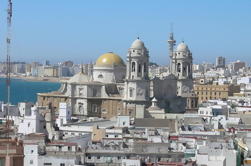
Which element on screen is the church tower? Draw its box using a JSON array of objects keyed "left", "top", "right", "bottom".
[
  {"left": 124, "top": 38, "right": 150, "bottom": 103},
  {"left": 169, "top": 38, "right": 193, "bottom": 96}
]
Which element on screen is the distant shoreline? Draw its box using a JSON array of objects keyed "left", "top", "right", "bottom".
[{"left": 0, "top": 75, "right": 69, "bottom": 83}]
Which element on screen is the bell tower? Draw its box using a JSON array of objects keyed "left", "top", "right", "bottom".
[
  {"left": 173, "top": 41, "right": 193, "bottom": 96},
  {"left": 124, "top": 38, "right": 150, "bottom": 102}
]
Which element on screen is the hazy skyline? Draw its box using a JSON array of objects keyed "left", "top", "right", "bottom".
[{"left": 0, "top": 0, "right": 251, "bottom": 65}]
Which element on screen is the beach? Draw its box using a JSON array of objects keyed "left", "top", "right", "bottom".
[{"left": 0, "top": 74, "right": 69, "bottom": 83}]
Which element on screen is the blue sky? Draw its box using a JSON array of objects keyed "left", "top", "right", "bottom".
[{"left": 0, "top": 0, "right": 251, "bottom": 65}]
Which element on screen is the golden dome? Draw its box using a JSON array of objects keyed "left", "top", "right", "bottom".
[{"left": 95, "top": 52, "right": 125, "bottom": 67}]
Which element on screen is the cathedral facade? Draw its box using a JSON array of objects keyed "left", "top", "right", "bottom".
[{"left": 37, "top": 35, "right": 197, "bottom": 119}]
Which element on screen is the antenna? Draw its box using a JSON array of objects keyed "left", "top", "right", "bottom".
[
  {"left": 6, "top": 0, "right": 12, "bottom": 136},
  {"left": 81, "top": 63, "right": 84, "bottom": 74},
  {"left": 170, "top": 22, "right": 173, "bottom": 33},
  {"left": 5, "top": 0, "right": 12, "bottom": 160},
  {"left": 168, "top": 23, "right": 176, "bottom": 73}
]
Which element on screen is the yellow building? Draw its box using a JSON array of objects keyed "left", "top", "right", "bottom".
[{"left": 194, "top": 84, "right": 240, "bottom": 103}]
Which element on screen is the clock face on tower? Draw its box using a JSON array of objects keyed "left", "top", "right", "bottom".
[{"left": 182, "top": 85, "right": 190, "bottom": 94}]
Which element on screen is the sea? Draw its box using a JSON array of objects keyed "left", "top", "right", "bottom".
[{"left": 0, "top": 78, "right": 61, "bottom": 105}]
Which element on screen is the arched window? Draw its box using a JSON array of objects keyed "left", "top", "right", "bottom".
[
  {"left": 183, "top": 66, "right": 186, "bottom": 76},
  {"left": 132, "top": 62, "right": 135, "bottom": 72},
  {"left": 177, "top": 63, "right": 181, "bottom": 72},
  {"left": 78, "top": 102, "right": 83, "bottom": 113},
  {"left": 129, "top": 88, "right": 134, "bottom": 97},
  {"left": 144, "top": 63, "right": 147, "bottom": 72},
  {"left": 93, "top": 88, "right": 97, "bottom": 97},
  {"left": 98, "top": 74, "right": 103, "bottom": 78},
  {"left": 138, "top": 64, "right": 141, "bottom": 73}
]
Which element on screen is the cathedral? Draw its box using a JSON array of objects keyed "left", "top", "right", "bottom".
[{"left": 37, "top": 34, "right": 198, "bottom": 119}]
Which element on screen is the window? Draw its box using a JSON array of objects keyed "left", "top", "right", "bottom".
[
  {"left": 129, "top": 88, "right": 134, "bottom": 97},
  {"left": 97, "top": 156, "right": 100, "bottom": 159},
  {"left": 102, "top": 109, "right": 107, "bottom": 113},
  {"left": 79, "top": 88, "right": 83, "bottom": 96},
  {"left": 93, "top": 88, "right": 97, "bottom": 97},
  {"left": 98, "top": 74, "right": 103, "bottom": 78},
  {"left": 132, "top": 62, "right": 135, "bottom": 72},
  {"left": 138, "top": 64, "right": 141, "bottom": 73},
  {"left": 129, "top": 110, "right": 132, "bottom": 115},
  {"left": 31, "top": 150, "right": 34, "bottom": 154},
  {"left": 30, "top": 160, "right": 33, "bottom": 165},
  {"left": 60, "top": 164, "right": 65, "bottom": 166},
  {"left": 144, "top": 63, "right": 146, "bottom": 72},
  {"left": 92, "top": 104, "right": 98, "bottom": 112},
  {"left": 44, "top": 163, "right": 52, "bottom": 166},
  {"left": 177, "top": 63, "right": 181, "bottom": 72},
  {"left": 183, "top": 66, "right": 186, "bottom": 72},
  {"left": 78, "top": 102, "right": 83, "bottom": 113}
]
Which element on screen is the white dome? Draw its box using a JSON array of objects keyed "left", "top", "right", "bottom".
[
  {"left": 68, "top": 72, "right": 92, "bottom": 84},
  {"left": 131, "top": 38, "right": 145, "bottom": 49},
  {"left": 176, "top": 42, "right": 189, "bottom": 52}
]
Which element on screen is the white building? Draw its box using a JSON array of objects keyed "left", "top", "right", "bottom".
[
  {"left": 237, "top": 76, "right": 251, "bottom": 85},
  {"left": 56, "top": 102, "right": 72, "bottom": 127},
  {"left": 24, "top": 142, "right": 84, "bottom": 166},
  {"left": 196, "top": 143, "right": 237, "bottom": 166},
  {"left": 18, "top": 106, "right": 46, "bottom": 135},
  {"left": 116, "top": 115, "right": 130, "bottom": 127},
  {"left": 121, "top": 159, "right": 141, "bottom": 166},
  {"left": 198, "top": 105, "right": 228, "bottom": 117}
]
